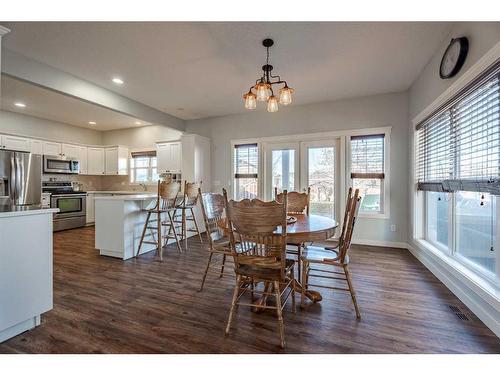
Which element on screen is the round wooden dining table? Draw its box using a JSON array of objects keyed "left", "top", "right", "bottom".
[{"left": 219, "top": 214, "right": 339, "bottom": 303}]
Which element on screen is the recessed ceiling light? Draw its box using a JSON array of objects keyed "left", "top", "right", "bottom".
[
  {"left": 14, "top": 102, "right": 26, "bottom": 108},
  {"left": 112, "top": 77, "right": 124, "bottom": 85},
  {"left": 135, "top": 121, "right": 142, "bottom": 125},
  {"left": 88, "top": 121, "right": 97, "bottom": 126}
]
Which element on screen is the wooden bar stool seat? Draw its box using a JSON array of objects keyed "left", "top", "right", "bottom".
[
  {"left": 136, "top": 180, "right": 182, "bottom": 259},
  {"left": 173, "top": 181, "right": 203, "bottom": 250}
]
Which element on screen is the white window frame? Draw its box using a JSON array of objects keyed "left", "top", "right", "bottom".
[
  {"left": 346, "top": 129, "right": 391, "bottom": 219},
  {"left": 412, "top": 46, "right": 500, "bottom": 286},
  {"left": 129, "top": 151, "right": 158, "bottom": 185},
  {"left": 230, "top": 126, "right": 390, "bottom": 221},
  {"left": 231, "top": 142, "right": 262, "bottom": 200}
]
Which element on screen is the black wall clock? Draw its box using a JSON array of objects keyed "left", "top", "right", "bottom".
[{"left": 439, "top": 37, "right": 469, "bottom": 79}]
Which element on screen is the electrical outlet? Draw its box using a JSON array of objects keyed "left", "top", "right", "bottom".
[{"left": 390, "top": 224, "right": 396, "bottom": 232}]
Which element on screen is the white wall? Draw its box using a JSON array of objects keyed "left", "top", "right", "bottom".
[
  {"left": 407, "top": 22, "right": 500, "bottom": 337},
  {"left": 101, "top": 124, "right": 183, "bottom": 150},
  {"left": 0, "top": 110, "right": 102, "bottom": 145},
  {"left": 186, "top": 91, "right": 409, "bottom": 245},
  {"left": 410, "top": 22, "right": 500, "bottom": 119}
]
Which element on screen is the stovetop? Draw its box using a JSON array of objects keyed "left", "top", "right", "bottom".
[{"left": 42, "top": 181, "right": 85, "bottom": 195}]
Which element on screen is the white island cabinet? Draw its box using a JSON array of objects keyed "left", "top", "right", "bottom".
[
  {"left": 0, "top": 208, "right": 59, "bottom": 343},
  {"left": 94, "top": 194, "right": 157, "bottom": 260}
]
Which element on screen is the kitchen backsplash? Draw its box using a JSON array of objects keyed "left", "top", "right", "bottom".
[{"left": 42, "top": 174, "right": 157, "bottom": 192}]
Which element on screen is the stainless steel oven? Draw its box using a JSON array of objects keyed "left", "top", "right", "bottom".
[
  {"left": 43, "top": 155, "right": 80, "bottom": 174},
  {"left": 50, "top": 193, "right": 86, "bottom": 231}
]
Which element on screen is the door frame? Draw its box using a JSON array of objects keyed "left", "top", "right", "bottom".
[
  {"left": 299, "top": 138, "right": 345, "bottom": 222},
  {"left": 263, "top": 142, "right": 300, "bottom": 200}
]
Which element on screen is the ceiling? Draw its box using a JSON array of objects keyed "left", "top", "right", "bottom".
[
  {"left": 1, "top": 75, "right": 150, "bottom": 131},
  {"left": 1, "top": 22, "right": 453, "bottom": 120}
]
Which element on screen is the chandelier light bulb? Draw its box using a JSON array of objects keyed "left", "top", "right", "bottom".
[
  {"left": 267, "top": 95, "right": 279, "bottom": 113},
  {"left": 255, "top": 82, "right": 270, "bottom": 102},
  {"left": 243, "top": 91, "right": 257, "bottom": 110},
  {"left": 279, "top": 85, "right": 294, "bottom": 105}
]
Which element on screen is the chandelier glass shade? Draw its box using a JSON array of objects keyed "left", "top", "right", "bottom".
[{"left": 243, "top": 39, "right": 294, "bottom": 113}]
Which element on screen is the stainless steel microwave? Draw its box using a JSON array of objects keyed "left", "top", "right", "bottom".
[{"left": 43, "top": 155, "right": 80, "bottom": 174}]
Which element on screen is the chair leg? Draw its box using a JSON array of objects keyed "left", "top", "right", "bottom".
[
  {"left": 301, "top": 260, "right": 308, "bottom": 308},
  {"left": 297, "top": 244, "right": 302, "bottom": 282},
  {"left": 219, "top": 254, "right": 226, "bottom": 278},
  {"left": 137, "top": 211, "right": 151, "bottom": 257},
  {"left": 157, "top": 211, "right": 162, "bottom": 260},
  {"left": 199, "top": 252, "right": 213, "bottom": 292},
  {"left": 344, "top": 265, "right": 361, "bottom": 320},
  {"left": 225, "top": 275, "right": 241, "bottom": 335},
  {"left": 274, "top": 281, "right": 285, "bottom": 348},
  {"left": 182, "top": 208, "right": 187, "bottom": 250},
  {"left": 168, "top": 211, "right": 182, "bottom": 253},
  {"left": 190, "top": 207, "right": 203, "bottom": 243},
  {"left": 291, "top": 269, "right": 296, "bottom": 314}
]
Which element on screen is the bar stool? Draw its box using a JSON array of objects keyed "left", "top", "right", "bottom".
[
  {"left": 137, "top": 180, "right": 182, "bottom": 259},
  {"left": 173, "top": 181, "right": 203, "bottom": 250}
]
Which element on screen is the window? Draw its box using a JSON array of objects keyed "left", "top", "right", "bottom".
[
  {"left": 350, "top": 134, "right": 385, "bottom": 214},
  {"left": 234, "top": 143, "right": 259, "bottom": 200},
  {"left": 130, "top": 151, "right": 158, "bottom": 183},
  {"left": 416, "top": 60, "right": 500, "bottom": 280}
]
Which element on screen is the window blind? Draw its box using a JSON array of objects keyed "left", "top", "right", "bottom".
[
  {"left": 131, "top": 150, "right": 156, "bottom": 158},
  {"left": 234, "top": 143, "right": 258, "bottom": 179},
  {"left": 416, "top": 60, "right": 500, "bottom": 194},
  {"left": 350, "top": 134, "right": 385, "bottom": 179}
]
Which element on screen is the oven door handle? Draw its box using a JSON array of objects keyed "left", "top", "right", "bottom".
[{"left": 51, "top": 194, "right": 87, "bottom": 198}]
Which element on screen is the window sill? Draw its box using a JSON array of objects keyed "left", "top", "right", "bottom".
[
  {"left": 358, "top": 212, "right": 389, "bottom": 220},
  {"left": 414, "top": 238, "right": 499, "bottom": 292}
]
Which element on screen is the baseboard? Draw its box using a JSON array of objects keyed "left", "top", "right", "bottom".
[
  {"left": 351, "top": 238, "right": 408, "bottom": 249},
  {"left": 408, "top": 242, "right": 500, "bottom": 338}
]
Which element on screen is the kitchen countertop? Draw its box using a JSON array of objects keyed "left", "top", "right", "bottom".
[
  {"left": 0, "top": 205, "right": 59, "bottom": 218},
  {"left": 86, "top": 190, "right": 155, "bottom": 194},
  {"left": 93, "top": 194, "right": 157, "bottom": 201}
]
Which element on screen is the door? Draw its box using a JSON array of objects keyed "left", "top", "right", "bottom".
[
  {"left": 105, "top": 148, "right": 118, "bottom": 175},
  {"left": 265, "top": 142, "right": 300, "bottom": 200},
  {"left": 1, "top": 135, "right": 31, "bottom": 152},
  {"left": 51, "top": 194, "right": 86, "bottom": 219},
  {"left": 87, "top": 147, "right": 105, "bottom": 175},
  {"left": 42, "top": 141, "right": 62, "bottom": 156},
  {"left": 300, "top": 139, "right": 341, "bottom": 219},
  {"left": 30, "top": 139, "right": 43, "bottom": 155},
  {"left": 169, "top": 142, "right": 182, "bottom": 172},
  {"left": 61, "top": 144, "right": 79, "bottom": 159},
  {"left": 78, "top": 146, "right": 88, "bottom": 174},
  {"left": 13, "top": 153, "right": 42, "bottom": 206}
]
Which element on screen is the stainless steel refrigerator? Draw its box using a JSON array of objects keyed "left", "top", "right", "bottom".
[{"left": 0, "top": 150, "right": 42, "bottom": 207}]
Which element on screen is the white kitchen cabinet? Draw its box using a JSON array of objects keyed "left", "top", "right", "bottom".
[
  {"left": 87, "top": 147, "right": 105, "bottom": 175},
  {"left": 156, "top": 141, "right": 182, "bottom": 173},
  {"left": 78, "top": 146, "right": 88, "bottom": 175},
  {"left": 30, "top": 139, "right": 43, "bottom": 155},
  {"left": 61, "top": 143, "right": 80, "bottom": 159},
  {"left": 42, "top": 141, "right": 62, "bottom": 156},
  {"left": 105, "top": 146, "right": 129, "bottom": 175},
  {"left": 0, "top": 134, "right": 31, "bottom": 152}
]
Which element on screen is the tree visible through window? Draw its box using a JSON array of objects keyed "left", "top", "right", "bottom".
[
  {"left": 350, "top": 134, "right": 385, "bottom": 213},
  {"left": 234, "top": 143, "right": 259, "bottom": 199}
]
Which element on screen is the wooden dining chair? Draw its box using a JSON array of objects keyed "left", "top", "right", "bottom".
[
  {"left": 275, "top": 187, "right": 311, "bottom": 282},
  {"left": 137, "top": 180, "right": 182, "bottom": 259},
  {"left": 313, "top": 187, "right": 354, "bottom": 250},
  {"left": 223, "top": 188, "right": 295, "bottom": 349},
  {"left": 198, "top": 189, "right": 232, "bottom": 291},
  {"left": 174, "top": 181, "right": 203, "bottom": 250},
  {"left": 300, "top": 188, "right": 362, "bottom": 319}
]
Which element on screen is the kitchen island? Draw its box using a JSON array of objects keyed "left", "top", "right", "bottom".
[
  {"left": 94, "top": 194, "right": 158, "bottom": 260},
  {"left": 0, "top": 206, "right": 59, "bottom": 343},
  {"left": 94, "top": 193, "right": 205, "bottom": 260}
]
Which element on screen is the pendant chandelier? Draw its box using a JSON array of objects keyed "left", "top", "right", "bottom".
[{"left": 243, "top": 38, "right": 294, "bottom": 113}]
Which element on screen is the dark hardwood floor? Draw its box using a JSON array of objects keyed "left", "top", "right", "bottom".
[{"left": 1, "top": 226, "right": 499, "bottom": 353}]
